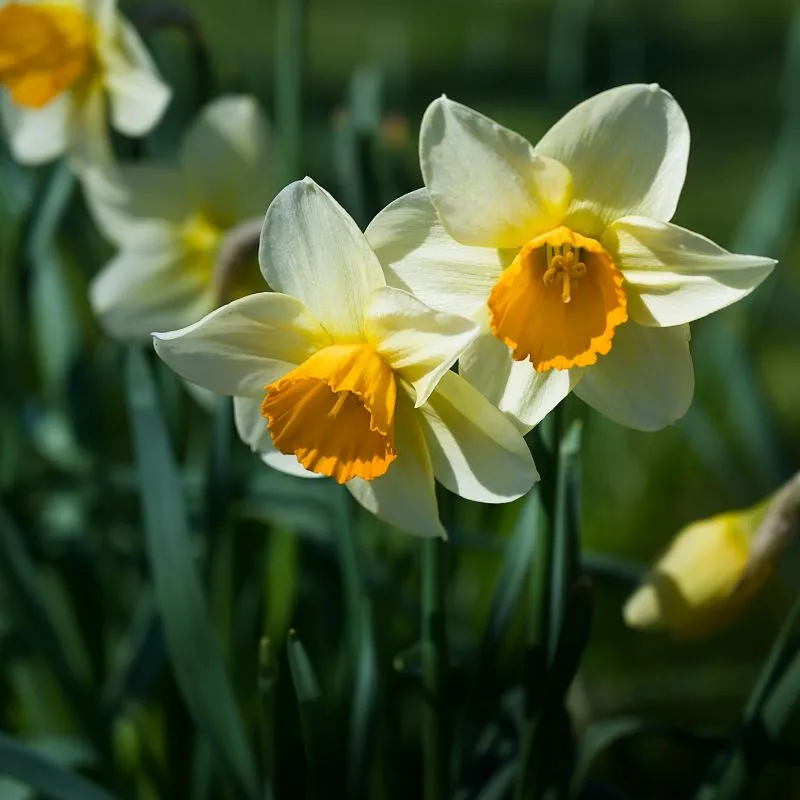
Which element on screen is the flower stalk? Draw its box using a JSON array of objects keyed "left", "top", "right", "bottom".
[
  {"left": 516, "top": 404, "right": 585, "bottom": 800},
  {"left": 275, "top": 0, "right": 306, "bottom": 183},
  {"left": 422, "top": 532, "right": 450, "bottom": 800}
]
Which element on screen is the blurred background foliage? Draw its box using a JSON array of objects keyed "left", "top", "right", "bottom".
[{"left": 1, "top": 0, "right": 800, "bottom": 797}]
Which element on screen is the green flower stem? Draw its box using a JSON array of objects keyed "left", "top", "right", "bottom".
[
  {"left": 257, "top": 637, "right": 277, "bottom": 800},
  {"left": 422, "top": 533, "right": 449, "bottom": 800},
  {"left": 696, "top": 593, "right": 800, "bottom": 799},
  {"left": 274, "top": 0, "right": 306, "bottom": 183},
  {"left": 515, "top": 403, "right": 567, "bottom": 800}
]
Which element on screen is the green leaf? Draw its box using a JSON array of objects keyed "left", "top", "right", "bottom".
[
  {"left": 274, "top": 0, "right": 306, "bottom": 183},
  {"left": 264, "top": 527, "right": 299, "bottom": 643},
  {"left": 571, "top": 718, "right": 650, "bottom": 794},
  {"left": 481, "top": 493, "right": 540, "bottom": 660},
  {"left": 348, "top": 603, "right": 378, "bottom": 796},
  {"left": 286, "top": 629, "right": 325, "bottom": 794},
  {"left": 101, "top": 592, "right": 163, "bottom": 722},
  {"left": 204, "top": 396, "right": 233, "bottom": 536},
  {"left": 26, "top": 164, "right": 80, "bottom": 403},
  {"left": 545, "top": 576, "right": 593, "bottom": 708},
  {"left": 694, "top": 595, "right": 800, "bottom": 799},
  {"left": 258, "top": 637, "right": 278, "bottom": 800},
  {"left": 475, "top": 760, "right": 516, "bottom": 800},
  {"left": 0, "top": 503, "right": 89, "bottom": 714},
  {"left": 335, "top": 492, "right": 379, "bottom": 796},
  {"left": 548, "top": 419, "right": 582, "bottom": 661},
  {"left": 123, "top": 347, "right": 258, "bottom": 799},
  {"left": 0, "top": 731, "right": 118, "bottom": 800}
]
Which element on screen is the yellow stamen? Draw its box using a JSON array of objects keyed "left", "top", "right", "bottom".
[
  {"left": 487, "top": 226, "right": 628, "bottom": 372},
  {"left": 542, "top": 249, "right": 587, "bottom": 304},
  {"left": 182, "top": 212, "right": 220, "bottom": 254},
  {"left": 328, "top": 389, "right": 350, "bottom": 420},
  {"left": 0, "top": 3, "right": 94, "bottom": 109},
  {"left": 262, "top": 344, "right": 397, "bottom": 484}
]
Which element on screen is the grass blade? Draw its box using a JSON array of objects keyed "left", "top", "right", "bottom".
[
  {"left": 571, "top": 718, "right": 652, "bottom": 795},
  {"left": 695, "top": 595, "right": 800, "bottom": 799},
  {"left": 0, "top": 502, "right": 90, "bottom": 717},
  {"left": 481, "top": 493, "right": 540, "bottom": 660},
  {"left": 124, "top": 347, "right": 258, "bottom": 799},
  {"left": 548, "top": 419, "right": 583, "bottom": 659},
  {"left": 422, "top": 534, "right": 450, "bottom": 800},
  {"left": 0, "top": 731, "right": 119, "bottom": 800},
  {"left": 274, "top": 0, "right": 306, "bottom": 182},
  {"left": 287, "top": 630, "right": 324, "bottom": 796},
  {"left": 101, "top": 592, "right": 164, "bottom": 723},
  {"left": 258, "top": 637, "right": 278, "bottom": 800},
  {"left": 336, "top": 492, "right": 379, "bottom": 797}
]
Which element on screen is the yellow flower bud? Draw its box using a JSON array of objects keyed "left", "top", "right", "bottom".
[{"left": 623, "top": 499, "right": 774, "bottom": 638}]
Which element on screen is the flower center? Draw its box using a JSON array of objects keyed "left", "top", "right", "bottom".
[
  {"left": 182, "top": 211, "right": 221, "bottom": 255},
  {"left": 261, "top": 344, "right": 397, "bottom": 484},
  {"left": 542, "top": 245, "right": 587, "bottom": 304},
  {"left": 0, "top": 3, "right": 95, "bottom": 109},
  {"left": 487, "top": 226, "right": 628, "bottom": 372}
]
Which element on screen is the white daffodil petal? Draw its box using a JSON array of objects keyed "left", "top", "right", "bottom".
[
  {"left": 69, "top": 81, "right": 118, "bottom": 181},
  {"left": 153, "top": 292, "right": 330, "bottom": 396},
  {"left": 364, "top": 286, "right": 478, "bottom": 407},
  {"left": 535, "top": 84, "right": 689, "bottom": 228},
  {"left": 459, "top": 331, "right": 576, "bottom": 431},
  {"left": 82, "top": 0, "right": 117, "bottom": 36},
  {"left": 347, "top": 393, "right": 445, "bottom": 538},
  {"left": 90, "top": 231, "right": 213, "bottom": 340},
  {"left": 102, "top": 20, "right": 171, "bottom": 137},
  {"left": 180, "top": 95, "right": 272, "bottom": 225},
  {"left": 259, "top": 178, "right": 385, "bottom": 338},
  {"left": 605, "top": 216, "right": 776, "bottom": 327},
  {"left": 81, "top": 164, "right": 190, "bottom": 245},
  {"left": 418, "top": 370, "right": 538, "bottom": 503},
  {"left": 574, "top": 323, "right": 693, "bottom": 430},
  {"left": 1, "top": 91, "right": 72, "bottom": 165},
  {"left": 420, "top": 96, "right": 573, "bottom": 248},
  {"left": 365, "top": 188, "right": 507, "bottom": 321},
  {"left": 233, "top": 396, "right": 322, "bottom": 478}
]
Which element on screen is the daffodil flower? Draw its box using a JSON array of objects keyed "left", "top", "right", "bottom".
[
  {"left": 623, "top": 499, "right": 773, "bottom": 638},
  {"left": 153, "top": 178, "right": 538, "bottom": 538},
  {"left": 87, "top": 95, "right": 272, "bottom": 341},
  {"left": 367, "top": 84, "right": 776, "bottom": 431},
  {"left": 0, "top": 0, "right": 170, "bottom": 166}
]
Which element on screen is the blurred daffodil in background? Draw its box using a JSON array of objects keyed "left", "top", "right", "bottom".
[
  {"left": 154, "top": 178, "right": 538, "bottom": 537},
  {"left": 369, "top": 84, "right": 776, "bottom": 431},
  {"left": 0, "top": 0, "right": 170, "bottom": 167},
  {"left": 87, "top": 94, "right": 272, "bottom": 341},
  {"left": 624, "top": 471, "right": 800, "bottom": 637}
]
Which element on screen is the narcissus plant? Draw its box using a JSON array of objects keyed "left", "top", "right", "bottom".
[
  {"left": 0, "top": 0, "right": 170, "bottom": 166},
  {"left": 624, "top": 500, "right": 774, "bottom": 637},
  {"left": 153, "top": 178, "right": 538, "bottom": 538},
  {"left": 87, "top": 95, "right": 273, "bottom": 341},
  {"left": 367, "top": 84, "right": 776, "bottom": 431}
]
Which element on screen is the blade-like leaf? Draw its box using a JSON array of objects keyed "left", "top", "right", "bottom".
[
  {"left": 274, "top": 0, "right": 305, "bottom": 183},
  {"left": 101, "top": 592, "right": 164, "bottom": 721},
  {"left": 571, "top": 718, "right": 651, "bottom": 794},
  {"left": 481, "top": 493, "right": 540, "bottom": 660},
  {"left": 0, "top": 731, "right": 118, "bottom": 800},
  {"left": 549, "top": 419, "right": 583, "bottom": 660},
  {"left": 124, "top": 347, "right": 258, "bottom": 799},
  {"left": 0, "top": 503, "right": 89, "bottom": 713},
  {"left": 287, "top": 630, "right": 324, "bottom": 795}
]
